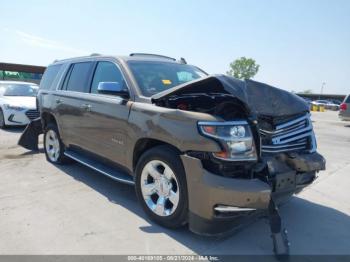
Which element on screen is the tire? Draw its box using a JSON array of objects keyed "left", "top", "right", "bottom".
[
  {"left": 0, "top": 108, "right": 7, "bottom": 129},
  {"left": 44, "top": 123, "right": 69, "bottom": 164},
  {"left": 135, "top": 145, "right": 188, "bottom": 228}
]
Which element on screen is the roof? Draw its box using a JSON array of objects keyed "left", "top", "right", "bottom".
[{"left": 53, "top": 54, "right": 181, "bottom": 65}]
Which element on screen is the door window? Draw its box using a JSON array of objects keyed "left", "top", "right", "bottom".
[
  {"left": 65, "top": 62, "right": 93, "bottom": 93},
  {"left": 91, "top": 62, "right": 127, "bottom": 94}
]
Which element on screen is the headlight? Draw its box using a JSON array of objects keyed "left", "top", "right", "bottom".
[
  {"left": 4, "top": 104, "right": 26, "bottom": 111},
  {"left": 198, "top": 120, "right": 257, "bottom": 161}
]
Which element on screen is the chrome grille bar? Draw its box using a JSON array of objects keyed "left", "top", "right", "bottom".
[{"left": 260, "top": 113, "right": 315, "bottom": 154}]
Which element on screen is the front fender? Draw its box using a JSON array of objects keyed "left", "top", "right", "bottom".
[{"left": 126, "top": 102, "right": 222, "bottom": 169}]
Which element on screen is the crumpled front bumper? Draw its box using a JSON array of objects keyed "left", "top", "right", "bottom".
[{"left": 181, "top": 152, "right": 325, "bottom": 236}]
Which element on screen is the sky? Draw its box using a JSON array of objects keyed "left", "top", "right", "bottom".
[{"left": 1, "top": 0, "right": 349, "bottom": 94}]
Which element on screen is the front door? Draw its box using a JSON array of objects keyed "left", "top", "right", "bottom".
[{"left": 81, "top": 61, "right": 132, "bottom": 166}]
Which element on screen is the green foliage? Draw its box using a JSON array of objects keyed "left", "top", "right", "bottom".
[
  {"left": 227, "top": 57, "right": 260, "bottom": 80},
  {"left": 1, "top": 71, "right": 34, "bottom": 80},
  {"left": 302, "top": 89, "right": 313, "bottom": 94}
]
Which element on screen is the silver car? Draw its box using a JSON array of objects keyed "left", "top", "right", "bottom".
[
  {"left": 339, "top": 95, "right": 350, "bottom": 121},
  {"left": 0, "top": 81, "right": 39, "bottom": 128}
]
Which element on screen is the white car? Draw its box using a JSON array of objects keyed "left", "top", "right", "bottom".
[
  {"left": 0, "top": 81, "right": 39, "bottom": 128},
  {"left": 311, "top": 99, "right": 340, "bottom": 111}
]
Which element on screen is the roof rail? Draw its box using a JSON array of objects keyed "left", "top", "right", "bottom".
[
  {"left": 90, "top": 53, "right": 101, "bottom": 56},
  {"left": 129, "top": 53, "right": 176, "bottom": 61}
]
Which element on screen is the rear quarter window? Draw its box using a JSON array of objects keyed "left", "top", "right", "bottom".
[
  {"left": 345, "top": 95, "right": 350, "bottom": 103},
  {"left": 40, "top": 64, "right": 62, "bottom": 90}
]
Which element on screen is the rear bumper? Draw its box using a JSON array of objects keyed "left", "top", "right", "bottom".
[
  {"left": 181, "top": 152, "right": 325, "bottom": 236},
  {"left": 339, "top": 111, "right": 350, "bottom": 121}
]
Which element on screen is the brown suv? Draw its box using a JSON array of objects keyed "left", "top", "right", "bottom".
[
  {"left": 339, "top": 95, "right": 350, "bottom": 121},
  {"left": 19, "top": 53, "right": 325, "bottom": 256}
]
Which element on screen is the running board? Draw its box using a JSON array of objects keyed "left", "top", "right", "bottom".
[{"left": 64, "top": 150, "right": 135, "bottom": 185}]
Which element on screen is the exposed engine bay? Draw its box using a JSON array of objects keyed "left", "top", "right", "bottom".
[{"left": 152, "top": 75, "right": 326, "bottom": 256}]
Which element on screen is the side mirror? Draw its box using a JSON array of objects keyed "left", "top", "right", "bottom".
[{"left": 97, "top": 82, "right": 129, "bottom": 98}]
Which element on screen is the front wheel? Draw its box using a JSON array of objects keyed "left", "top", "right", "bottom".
[
  {"left": 135, "top": 145, "right": 188, "bottom": 228},
  {"left": 44, "top": 123, "right": 69, "bottom": 164}
]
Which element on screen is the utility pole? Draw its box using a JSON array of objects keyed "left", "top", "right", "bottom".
[{"left": 319, "top": 82, "right": 325, "bottom": 99}]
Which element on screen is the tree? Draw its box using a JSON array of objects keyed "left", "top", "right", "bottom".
[
  {"left": 302, "top": 89, "right": 313, "bottom": 94},
  {"left": 227, "top": 57, "right": 260, "bottom": 80}
]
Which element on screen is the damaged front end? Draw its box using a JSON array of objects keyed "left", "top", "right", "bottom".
[{"left": 152, "top": 75, "right": 326, "bottom": 256}]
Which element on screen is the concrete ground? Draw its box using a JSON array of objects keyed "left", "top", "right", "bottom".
[{"left": 0, "top": 111, "right": 349, "bottom": 255}]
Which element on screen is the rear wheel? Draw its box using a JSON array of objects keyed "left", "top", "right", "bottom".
[
  {"left": 135, "top": 145, "right": 188, "bottom": 228},
  {"left": 44, "top": 123, "right": 69, "bottom": 164},
  {"left": 0, "top": 108, "right": 7, "bottom": 129}
]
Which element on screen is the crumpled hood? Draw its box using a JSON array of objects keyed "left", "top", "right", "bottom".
[
  {"left": 152, "top": 75, "right": 309, "bottom": 117},
  {"left": 1, "top": 96, "right": 37, "bottom": 109}
]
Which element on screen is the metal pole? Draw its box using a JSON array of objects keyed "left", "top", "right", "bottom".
[{"left": 319, "top": 82, "right": 325, "bottom": 99}]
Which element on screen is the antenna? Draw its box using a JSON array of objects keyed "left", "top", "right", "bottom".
[{"left": 179, "top": 57, "right": 187, "bottom": 64}]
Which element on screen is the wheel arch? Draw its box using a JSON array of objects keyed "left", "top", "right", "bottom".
[
  {"left": 132, "top": 138, "right": 182, "bottom": 172},
  {"left": 41, "top": 112, "right": 58, "bottom": 130}
]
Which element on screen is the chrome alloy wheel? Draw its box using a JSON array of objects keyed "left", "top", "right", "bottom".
[
  {"left": 45, "top": 130, "right": 61, "bottom": 162},
  {"left": 140, "top": 160, "right": 180, "bottom": 216}
]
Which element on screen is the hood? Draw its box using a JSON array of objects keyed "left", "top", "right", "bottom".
[
  {"left": 152, "top": 75, "right": 309, "bottom": 118},
  {"left": 1, "top": 96, "right": 37, "bottom": 109}
]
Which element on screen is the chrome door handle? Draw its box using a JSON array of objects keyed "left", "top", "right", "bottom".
[{"left": 55, "top": 98, "right": 63, "bottom": 104}]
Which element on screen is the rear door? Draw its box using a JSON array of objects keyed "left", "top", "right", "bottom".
[
  {"left": 55, "top": 61, "right": 94, "bottom": 147},
  {"left": 80, "top": 60, "right": 132, "bottom": 166}
]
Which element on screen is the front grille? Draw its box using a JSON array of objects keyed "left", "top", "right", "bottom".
[
  {"left": 25, "top": 109, "right": 40, "bottom": 120},
  {"left": 260, "top": 114, "right": 316, "bottom": 154}
]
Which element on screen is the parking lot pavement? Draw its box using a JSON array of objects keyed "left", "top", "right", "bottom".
[{"left": 0, "top": 111, "right": 349, "bottom": 255}]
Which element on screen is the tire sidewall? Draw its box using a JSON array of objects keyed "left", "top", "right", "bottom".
[
  {"left": 44, "top": 123, "right": 66, "bottom": 164},
  {"left": 135, "top": 145, "right": 188, "bottom": 228}
]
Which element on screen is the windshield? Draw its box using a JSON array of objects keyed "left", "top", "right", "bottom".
[
  {"left": 0, "top": 84, "right": 38, "bottom": 97},
  {"left": 127, "top": 61, "right": 207, "bottom": 96}
]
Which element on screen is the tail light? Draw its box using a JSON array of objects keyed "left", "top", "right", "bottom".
[{"left": 340, "top": 103, "right": 347, "bottom": 111}]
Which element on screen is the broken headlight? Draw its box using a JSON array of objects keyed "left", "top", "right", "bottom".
[{"left": 198, "top": 121, "right": 257, "bottom": 161}]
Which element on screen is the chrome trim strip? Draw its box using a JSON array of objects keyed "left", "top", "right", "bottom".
[
  {"left": 198, "top": 120, "right": 248, "bottom": 126},
  {"left": 260, "top": 113, "right": 314, "bottom": 153},
  {"left": 275, "top": 114, "right": 310, "bottom": 130},
  {"left": 64, "top": 152, "right": 135, "bottom": 185},
  {"left": 262, "top": 146, "right": 306, "bottom": 153},
  {"left": 262, "top": 141, "right": 307, "bottom": 149},
  {"left": 214, "top": 205, "right": 256, "bottom": 212},
  {"left": 272, "top": 124, "right": 312, "bottom": 141},
  {"left": 272, "top": 130, "right": 313, "bottom": 144},
  {"left": 260, "top": 121, "right": 306, "bottom": 136}
]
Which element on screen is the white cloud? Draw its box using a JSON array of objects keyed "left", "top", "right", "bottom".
[{"left": 10, "top": 29, "right": 89, "bottom": 55}]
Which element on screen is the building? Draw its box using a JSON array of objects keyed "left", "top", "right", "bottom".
[
  {"left": 297, "top": 93, "right": 346, "bottom": 103},
  {"left": 0, "top": 62, "right": 46, "bottom": 84}
]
